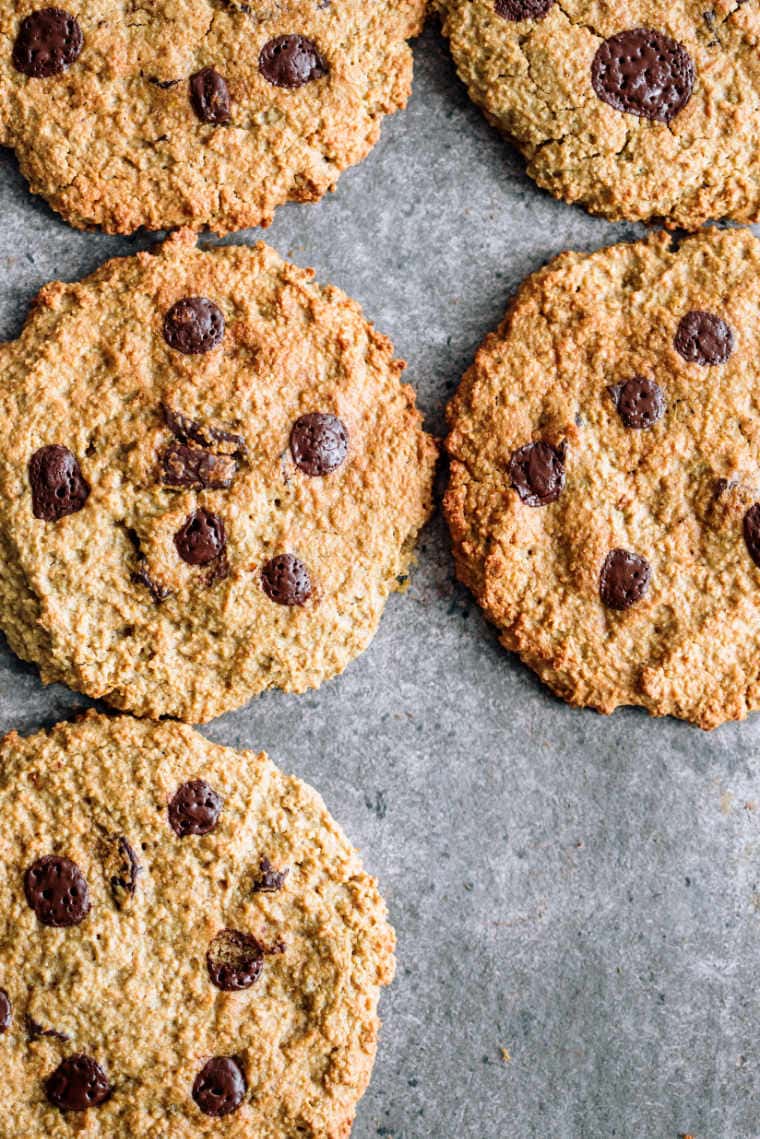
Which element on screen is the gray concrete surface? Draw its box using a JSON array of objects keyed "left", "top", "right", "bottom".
[{"left": 0, "top": 21, "right": 758, "bottom": 1139}]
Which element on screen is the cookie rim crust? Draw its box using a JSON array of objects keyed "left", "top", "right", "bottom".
[
  {"left": 0, "top": 709, "right": 396, "bottom": 1137},
  {"left": 434, "top": 0, "right": 760, "bottom": 229},
  {"left": 0, "top": 0, "right": 426, "bottom": 235},
  {"left": 0, "top": 229, "right": 437, "bottom": 722},
  {"left": 444, "top": 226, "right": 760, "bottom": 730}
]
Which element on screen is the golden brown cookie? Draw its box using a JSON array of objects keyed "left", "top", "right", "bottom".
[
  {"left": 445, "top": 226, "right": 760, "bottom": 729},
  {"left": 0, "top": 710, "right": 395, "bottom": 1137},
  {"left": 0, "top": 229, "right": 436, "bottom": 721},
  {"left": 0, "top": 1, "right": 425, "bottom": 234},
  {"left": 434, "top": 0, "right": 760, "bottom": 228}
]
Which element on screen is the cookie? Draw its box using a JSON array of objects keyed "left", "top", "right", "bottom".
[
  {"left": 0, "top": 229, "right": 436, "bottom": 721},
  {"left": 0, "top": 1, "right": 424, "bottom": 234},
  {"left": 445, "top": 226, "right": 760, "bottom": 729},
  {"left": 0, "top": 710, "right": 395, "bottom": 1136},
  {"left": 434, "top": 0, "right": 760, "bottom": 228}
]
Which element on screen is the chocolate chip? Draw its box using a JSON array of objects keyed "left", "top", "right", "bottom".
[
  {"left": 743, "top": 504, "right": 760, "bottom": 568},
  {"left": 131, "top": 566, "right": 172, "bottom": 604},
  {"left": 13, "top": 8, "right": 83, "bottom": 78},
  {"left": 591, "top": 28, "right": 694, "bottom": 123},
  {"left": 101, "top": 835, "right": 141, "bottom": 910},
  {"left": 192, "top": 1056, "right": 246, "bottom": 1117},
  {"left": 163, "top": 297, "right": 224, "bottom": 355},
  {"left": 674, "top": 310, "right": 734, "bottom": 366},
  {"left": 161, "top": 404, "right": 247, "bottom": 457},
  {"left": 29, "top": 445, "right": 89, "bottom": 521},
  {"left": 259, "top": 35, "right": 328, "bottom": 88},
  {"left": 207, "top": 929, "right": 264, "bottom": 991},
  {"left": 45, "top": 1054, "right": 111, "bottom": 1112},
  {"left": 160, "top": 442, "right": 238, "bottom": 490},
  {"left": 290, "top": 413, "right": 348, "bottom": 476},
  {"left": 0, "top": 990, "right": 11, "bottom": 1034},
  {"left": 189, "top": 68, "right": 231, "bottom": 124},
  {"left": 607, "top": 377, "right": 665, "bottom": 430},
  {"left": 508, "top": 441, "right": 566, "bottom": 506},
  {"left": 261, "top": 553, "right": 312, "bottom": 606},
  {"left": 494, "top": 0, "right": 554, "bottom": 19},
  {"left": 24, "top": 855, "right": 90, "bottom": 928},
  {"left": 599, "top": 549, "right": 651, "bottom": 610},
  {"left": 252, "top": 857, "right": 289, "bottom": 893},
  {"left": 174, "top": 509, "right": 226, "bottom": 566},
  {"left": 168, "top": 780, "right": 222, "bottom": 837}
]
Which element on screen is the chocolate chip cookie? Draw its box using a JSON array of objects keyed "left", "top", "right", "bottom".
[
  {"left": 434, "top": 0, "right": 760, "bottom": 228},
  {"left": 445, "top": 226, "right": 760, "bottom": 729},
  {"left": 0, "top": 1, "right": 425, "bottom": 233},
  {"left": 0, "top": 710, "right": 395, "bottom": 1136},
  {"left": 0, "top": 229, "right": 436, "bottom": 721}
]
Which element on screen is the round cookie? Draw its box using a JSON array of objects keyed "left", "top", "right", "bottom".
[
  {"left": 445, "top": 226, "right": 760, "bottom": 729},
  {"left": 0, "top": 1, "right": 425, "bottom": 234},
  {"left": 434, "top": 0, "right": 760, "bottom": 228},
  {"left": 0, "top": 229, "right": 436, "bottom": 721},
  {"left": 0, "top": 711, "right": 395, "bottom": 1136}
]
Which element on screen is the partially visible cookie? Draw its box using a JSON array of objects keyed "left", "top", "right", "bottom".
[
  {"left": 445, "top": 227, "right": 760, "bottom": 729},
  {"left": 0, "top": 711, "right": 395, "bottom": 1137},
  {"left": 435, "top": 0, "right": 760, "bottom": 228},
  {"left": 0, "top": 229, "right": 436, "bottom": 721},
  {"left": 0, "top": 1, "right": 425, "bottom": 233}
]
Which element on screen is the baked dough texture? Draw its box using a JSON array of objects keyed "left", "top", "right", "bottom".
[
  {"left": 435, "top": 0, "right": 760, "bottom": 228},
  {"left": 0, "top": 0, "right": 425, "bottom": 234},
  {"left": 0, "top": 229, "right": 436, "bottom": 721},
  {"left": 445, "top": 226, "right": 760, "bottom": 729},
  {"left": 0, "top": 711, "right": 395, "bottom": 1137}
]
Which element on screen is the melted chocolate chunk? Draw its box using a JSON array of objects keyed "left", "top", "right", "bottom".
[
  {"left": 591, "top": 28, "right": 694, "bottom": 123},
  {"left": 207, "top": 929, "right": 264, "bottom": 991},
  {"left": 163, "top": 297, "right": 224, "bottom": 355},
  {"left": 161, "top": 404, "right": 246, "bottom": 456},
  {"left": 0, "top": 990, "right": 11, "bottom": 1034},
  {"left": 290, "top": 412, "right": 348, "bottom": 476},
  {"left": 508, "top": 441, "right": 566, "bottom": 506},
  {"left": 24, "top": 855, "right": 90, "bottom": 928},
  {"left": 13, "top": 8, "right": 83, "bottom": 78},
  {"left": 189, "top": 67, "right": 231, "bottom": 124},
  {"left": 45, "top": 1054, "right": 111, "bottom": 1112},
  {"left": 101, "top": 835, "right": 141, "bottom": 910},
  {"left": 259, "top": 35, "right": 328, "bottom": 88},
  {"left": 29, "top": 445, "right": 89, "bottom": 521},
  {"left": 607, "top": 377, "right": 665, "bottom": 430},
  {"left": 494, "top": 0, "right": 554, "bottom": 18},
  {"left": 599, "top": 549, "right": 651, "bottom": 610},
  {"left": 743, "top": 504, "right": 760, "bottom": 569},
  {"left": 160, "top": 442, "right": 238, "bottom": 489},
  {"left": 192, "top": 1056, "right": 247, "bottom": 1117},
  {"left": 260, "top": 553, "right": 312, "bottom": 606},
  {"left": 26, "top": 1016, "right": 69, "bottom": 1042},
  {"left": 174, "top": 509, "right": 226, "bottom": 566},
  {"left": 674, "top": 310, "right": 734, "bottom": 366},
  {"left": 168, "top": 780, "right": 222, "bottom": 837},
  {"left": 252, "top": 857, "right": 289, "bottom": 894},
  {"left": 130, "top": 566, "right": 172, "bottom": 604}
]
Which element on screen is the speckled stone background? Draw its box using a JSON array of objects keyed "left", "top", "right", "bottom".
[{"left": 1, "top": 21, "right": 759, "bottom": 1139}]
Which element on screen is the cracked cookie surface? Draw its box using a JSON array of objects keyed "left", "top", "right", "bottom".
[
  {"left": 0, "top": 229, "right": 436, "bottom": 721},
  {"left": 0, "top": 710, "right": 395, "bottom": 1137},
  {"left": 435, "top": 0, "right": 760, "bottom": 227},
  {"left": 445, "top": 227, "right": 760, "bottom": 729},
  {"left": 0, "top": 0, "right": 424, "bottom": 234}
]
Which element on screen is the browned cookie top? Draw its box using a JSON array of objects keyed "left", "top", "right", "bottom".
[
  {"left": 445, "top": 227, "right": 760, "bottom": 729},
  {"left": 0, "top": 711, "right": 395, "bottom": 1136},
  {"left": 0, "top": 0, "right": 425, "bottom": 233},
  {"left": 435, "top": 0, "right": 760, "bottom": 228},
  {"left": 0, "top": 230, "right": 436, "bottom": 722}
]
